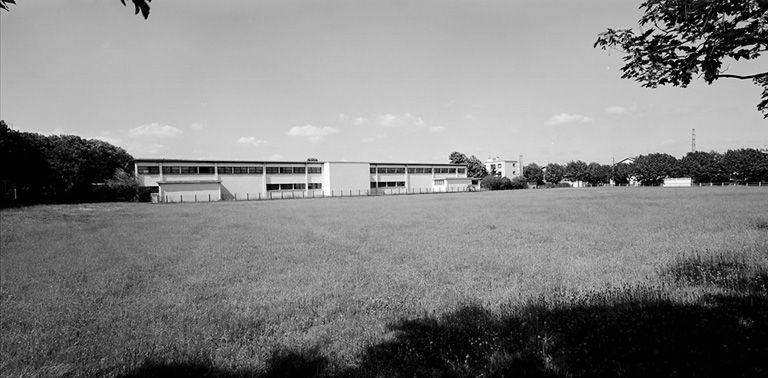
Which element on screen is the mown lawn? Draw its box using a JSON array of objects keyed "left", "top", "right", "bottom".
[{"left": 1, "top": 187, "right": 767, "bottom": 377}]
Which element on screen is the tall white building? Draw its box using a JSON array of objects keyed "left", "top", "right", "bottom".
[
  {"left": 135, "top": 159, "right": 470, "bottom": 202},
  {"left": 484, "top": 157, "right": 521, "bottom": 179}
]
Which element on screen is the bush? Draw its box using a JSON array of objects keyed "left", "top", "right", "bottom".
[
  {"left": 480, "top": 176, "right": 526, "bottom": 190},
  {"left": 508, "top": 176, "right": 527, "bottom": 189}
]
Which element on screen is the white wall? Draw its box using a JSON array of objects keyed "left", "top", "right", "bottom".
[
  {"left": 323, "top": 162, "right": 370, "bottom": 195},
  {"left": 160, "top": 182, "right": 220, "bottom": 202},
  {"left": 220, "top": 175, "right": 265, "bottom": 199}
]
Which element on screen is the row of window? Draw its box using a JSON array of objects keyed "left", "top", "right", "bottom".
[
  {"left": 369, "top": 167, "right": 465, "bottom": 174},
  {"left": 266, "top": 183, "right": 322, "bottom": 191},
  {"left": 370, "top": 181, "right": 406, "bottom": 188},
  {"left": 137, "top": 166, "right": 322, "bottom": 175}
]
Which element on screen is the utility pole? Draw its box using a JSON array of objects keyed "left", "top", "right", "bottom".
[{"left": 691, "top": 128, "right": 696, "bottom": 153}]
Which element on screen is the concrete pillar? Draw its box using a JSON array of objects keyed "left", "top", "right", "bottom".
[
  {"left": 305, "top": 163, "right": 309, "bottom": 195},
  {"left": 262, "top": 163, "right": 267, "bottom": 197},
  {"left": 405, "top": 165, "right": 410, "bottom": 191}
]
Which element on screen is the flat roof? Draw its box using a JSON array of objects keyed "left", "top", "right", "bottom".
[
  {"left": 135, "top": 158, "right": 464, "bottom": 166},
  {"left": 157, "top": 179, "right": 222, "bottom": 185}
]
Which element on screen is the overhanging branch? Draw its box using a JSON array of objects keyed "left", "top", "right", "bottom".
[{"left": 715, "top": 72, "right": 768, "bottom": 80}]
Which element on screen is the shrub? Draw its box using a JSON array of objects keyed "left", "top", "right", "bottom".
[{"left": 508, "top": 176, "right": 527, "bottom": 190}]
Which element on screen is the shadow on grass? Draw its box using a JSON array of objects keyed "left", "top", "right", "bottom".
[{"left": 119, "top": 292, "right": 768, "bottom": 377}]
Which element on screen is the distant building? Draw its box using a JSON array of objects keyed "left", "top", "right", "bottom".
[
  {"left": 135, "top": 159, "right": 469, "bottom": 202},
  {"left": 484, "top": 157, "right": 521, "bottom": 179}
]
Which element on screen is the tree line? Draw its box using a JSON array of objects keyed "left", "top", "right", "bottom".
[
  {"left": 0, "top": 121, "right": 138, "bottom": 206},
  {"left": 450, "top": 149, "right": 768, "bottom": 190}
]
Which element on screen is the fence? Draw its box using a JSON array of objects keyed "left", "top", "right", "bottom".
[
  {"left": 159, "top": 185, "right": 479, "bottom": 204},
  {"left": 608, "top": 182, "right": 768, "bottom": 188}
]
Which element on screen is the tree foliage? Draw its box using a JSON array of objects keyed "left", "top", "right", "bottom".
[
  {"left": 611, "top": 163, "right": 635, "bottom": 185},
  {"left": 1, "top": 0, "right": 152, "bottom": 19},
  {"left": 544, "top": 163, "right": 565, "bottom": 184},
  {"left": 633, "top": 153, "right": 681, "bottom": 184},
  {"left": 595, "top": 0, "right": 768, "bottom": 117},
  {"left": 449, "top": 151, "right": 487, "bottom": 178},
  {"left": 0, "top": 121, "right": 136, "bottom": 205},
  {"left": 586, "top": 163, "right": 612, "bottom": 186},
  {"left": 720, "top": 148, "right": 768, "bottom": 182},
  {"left": 523, "top": 163, "right": 544, "bottom": 185},
  {"left": 565, "top": 160, "right": 589, "bottom": 183},
  {"left": 680, "top": 151, "right": 729, "bottom": 183}
]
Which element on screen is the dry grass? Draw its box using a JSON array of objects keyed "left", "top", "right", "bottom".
[{"left": 1, "top": 187, "right": 767, "bottom": 376}]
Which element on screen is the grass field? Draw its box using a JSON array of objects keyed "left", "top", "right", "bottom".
[{"left": 1, "top": 187, "right": 767, "bottom": 377}]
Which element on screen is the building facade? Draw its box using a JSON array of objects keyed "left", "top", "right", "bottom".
[
  {"left": 484, "top": 157, "right": 521, "bottom": 179},
  {"left": 135, "top": 159, "right": 470, "bottom": 202}
]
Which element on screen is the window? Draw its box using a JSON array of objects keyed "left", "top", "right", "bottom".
[
  {"left": 396, "top": 181, "right": 405, "bottom": 187},
  {"left": 458, "top": 168, "right": 466, "bottom": 174},
  {"left": 232, "top": 167, "right": 248, "bottom": 174},
  {"left": 497, "top": 163, "right": 502, "bottom": 169},
  {"left": 407, "top": 168, "right": 415, "bottom": 174},
  {"left": 434, "top": 179, "right": 445, "bottom": 185},
  {"left": 293, "top": 167, "right": 306, "bottom": 174},
  {"left": 279, "top": 167, "right": 293, "bottom": 174},
  {"left": 370, "top": 167, "right": 376, "bottom": 174},
  {"left": 218, "top": 166, "right": 234, "bottom": 174},
  {"left": 371, "top": 182, "right": 377, "bottom": 188},
  {"left": 422, "top": 168, "right": 432, "bottom": 174},
  {"left": 308, "top": 183, "right": 322, "bottom": 189},
  {"left": 308, "top": 167, "right": 322, "bottom": 174},
  {"left": 199, "top": 167, "right": 214, "bottom": 174},
  {"left": 162, "top": 166, "right": 181, "bottom": 174},
  {"left": 180, "top": 166, "right": 198, "bottom": 174},
  {"left": 248, "top": 166, "right": 263, "bottom": 174},
  {"left": 395, "top": 168, "right": 405, "bottom": 174},
  {"left": 266, "top": 167, "right": 279, "bottom": 174},
  {"left": 137, "top": 166, "right": 160, "bottom": 175},
  {"left": 448, "top": 168, "right": 456, "bottom": 174},
  {"left": 266, "top": 184, "right": 280, "bottom": 191}
]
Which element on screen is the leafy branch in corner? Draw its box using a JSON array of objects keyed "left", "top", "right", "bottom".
[
  {"left": 1, "top": 0, "right": 152, "bottom": 19},
  {"left": 594, "top": 0, "right": 768, "bottom": 117}
]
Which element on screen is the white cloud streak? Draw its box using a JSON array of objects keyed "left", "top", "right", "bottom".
[
  {"left": 236, "top": 136, "right": 268, "bottom": 147},
  {"left": 129, "top": 123, "right": 183, "bottom": 138},
  {"left": 545, "top": 113, "right": 593, "bottom": 126},
  {"left": 286, "top": 124, "right": 339, "bottom": 143}
]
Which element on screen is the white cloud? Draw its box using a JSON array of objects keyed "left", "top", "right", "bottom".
[
  {"left": 129, "top": 123, "right": 183, "bottom": 138},
  {"left": 375, "top": 113, "right": 426, "bottom": 128},
  {"left": 545, "top": 113, "right": 593, "bottom": 126},
  {"left": 268, "top": 154, "right": 284, "bottom": 160},
  {"left": 428, "top": 125, "right": 446, "bottom": 133},
  {"left": 339, "top": 113, "right": 349, "bottom": 122},
  {"left": 286, "top": 124, "right": 339, "bottom": 143},
  {"left": 361, "top": 133, "right": 386, "bottom": 143},
  {"left": 351, "top": 117, "right": 368, "bottom": 126},
  {"left": 236, "top": 136, "right": 268, "bottom": 147},
  {"left": 464, "top": 114, "right": 475, "bottom": 121},
  {"left": 604, "top": 106, "right": 627, "bottom": 115},
  {"left": 190, "top": 122, "right": 206, "bottom": 130}
]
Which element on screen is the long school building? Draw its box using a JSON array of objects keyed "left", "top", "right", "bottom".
[{"left": 135, "top": 159, "right": 471, "bottom": 202}]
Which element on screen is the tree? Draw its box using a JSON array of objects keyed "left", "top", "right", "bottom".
[
  {"left": 680, "top": 151, "right": 729, "bottom": 183},
  {"left": 633, "top": 153, "right": 681, "bottom": 184},
  {"left": 565, "top": 160, "right": 589, "bottom": 183},
  {"left": 1, "top": 121, "right": 135, "bottom": 204},
  {"left": 1, "top": 0, "right": 152, "bottom": 19},
  {"left": 523, "top": 163, "right": 544, "bottom": 185},
  {"left": 544, "top": 163, "right": 565, "bottom": 184},
  {"left": 595, "top": 0, "right": 768, "bottom": 117},
  {"left": 480, "top": 176, "right": 505, "bottom": 190},
  {"left": 720, "top": 148, "right": 768, "bottom": 182},
  {"left": 611, "top": 162, "right": 635, "bottom": 185},
  {"left": 585, "top": 163, "right": 611, "bottom": 186},
  {"left": 449, "top": 152, "right": 487, "bottom": 178}
]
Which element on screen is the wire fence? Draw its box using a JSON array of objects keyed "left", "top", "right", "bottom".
[{"left": 157, "top": 186, "right": 480, "bottom": 204}]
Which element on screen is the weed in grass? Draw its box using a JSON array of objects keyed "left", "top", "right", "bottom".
[{"left": 661, "top": 252, "right": 768, "bottom": 293}]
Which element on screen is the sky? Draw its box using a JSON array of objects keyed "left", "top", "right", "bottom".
[{"left": 1, "top": 0, "right": 766, "bottom": 165}]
